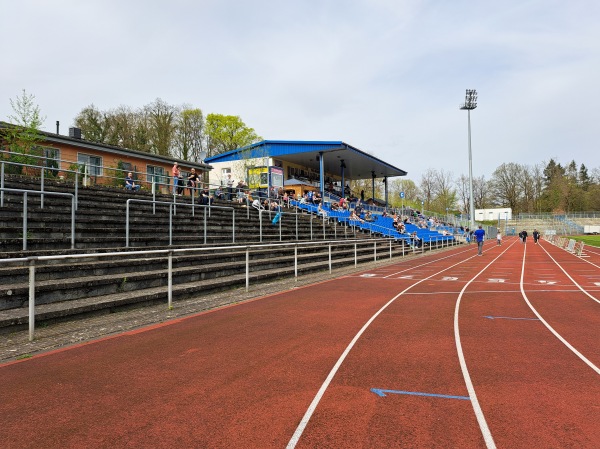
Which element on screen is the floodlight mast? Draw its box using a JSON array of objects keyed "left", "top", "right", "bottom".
[{"left": 460, "top": 89, "right": 477, "bottom": 229}]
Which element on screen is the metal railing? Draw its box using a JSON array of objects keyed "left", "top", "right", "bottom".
[
  {"left": 0, "top": 187, "right": 75, "bottom": 250},
  {"left": 125, "top": 199, "right": 236, "bottom": 247},
  {"left": 2, "top": 237, "right": 408, "bottom": 341}
]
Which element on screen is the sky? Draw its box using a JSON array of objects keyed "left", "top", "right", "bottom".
[{"left": 2, "top": 0, "right": 599, "bottom": 184}]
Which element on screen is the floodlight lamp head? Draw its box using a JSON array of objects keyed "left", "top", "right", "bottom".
[{"left": 460, "top": 88, "right": 478, "bottom": 110}]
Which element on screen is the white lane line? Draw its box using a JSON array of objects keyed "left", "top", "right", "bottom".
[
  {"left": 520, "top": 245, "right": 600, "bottom": 376},
  {"left": 286, "top": 245, "right": 492, "bottom": 448},
  {"left": 538, "top": 243, "right": 600, "bottom": 305},
  {"left": 383, "top": 246, "right": 474, "bottom": 278},
  {"left": 452, "top": 245, "right": 519, "bottom": 449}
]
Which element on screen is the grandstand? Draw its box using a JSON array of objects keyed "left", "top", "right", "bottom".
[{"left": 0, "top": 172, "right": 465, "bottom": 336}]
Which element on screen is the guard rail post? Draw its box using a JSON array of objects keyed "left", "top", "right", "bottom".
[
  {"left": 167, "top": 250, "right": 173, "bottom": 309},
  {"left": 294, "top": 244, "right": 298, "bottom": 281},
  {"left": 245, "top": 247, "right": 250, "bottom": 292},
  {"left": 203, "top": 206, "right": 207, "bottom": 244},
  {"left": 28, "top": 258, "right": 36, "bottom": 341},
  {"left": 23, "top": 192, "right": 28, "bottom": 251},
  {"left": 169, "top": 204, "right": 173, "bottom": 246},
  {"left": 232, "top": 209, "right": 236, "bottom": 243},
  {"left": 40, "top": 168, "right": 45, "bottom": 209},
  {"left": 126, "top": 199, "right": 131, "bottom": 247},
  {"left": 1, "top": 161, "right": 4, "bottom": 207}
]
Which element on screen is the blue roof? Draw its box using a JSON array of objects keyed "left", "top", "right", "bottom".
[{"left": 204, "top": 140, "right": 407, "bottom": 179}]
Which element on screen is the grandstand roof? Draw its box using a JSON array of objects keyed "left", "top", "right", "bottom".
[{"left": 203, "top": 140, "right": 407, "bottom": 180}]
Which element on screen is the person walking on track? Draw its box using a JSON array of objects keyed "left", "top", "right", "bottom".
[
  {"left": 473, "top": 225, "right": 485, "bottom": 256},
  {"left": 496, "top": 230, "right": 502, "bottom": 246},
  {"left": 533, "top": 229, "right": 540, "bottom": 244}
]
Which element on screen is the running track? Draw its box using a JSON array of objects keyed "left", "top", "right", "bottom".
[{"left": 1, "top": 237, "right": 599, "bottom": 448}]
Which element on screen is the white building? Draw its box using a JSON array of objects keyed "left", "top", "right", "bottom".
[{"left": 475, "top": 208, "right": 512, "bottom": 221}]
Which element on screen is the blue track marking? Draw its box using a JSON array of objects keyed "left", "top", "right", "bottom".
[
  {"left": 371, "top": 388, "right": 471, "bottom": 401},
  {"left": 483, "top": 316, "right": 539, "bottom": 321}
]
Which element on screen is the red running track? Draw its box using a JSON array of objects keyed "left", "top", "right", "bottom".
[{"left": 1, "top": 237, "right": 599, "bottom": 448}]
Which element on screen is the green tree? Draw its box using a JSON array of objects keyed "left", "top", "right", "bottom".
[
  {"left": 3, "top": 89, "right": 45, "bottom": 174},
  {"left": 74, "top": 104, "right": 111, "bottom": 143},
  {"left": 174, "top": 108, "right": 204, "bottom": 161},
  {"left": 204, "top": 113, "right": 261, "bottom": 157}
]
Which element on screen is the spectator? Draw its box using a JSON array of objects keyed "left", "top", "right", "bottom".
[
  {"left": 410, "top": 231, "right": 422, "bottom": 248},
  {"left": 226, "top": 173, "right": 234, "bottom": 200},
  {"left": 198, "top": 184, "right": 213, "bottom": 205},
  {"left": 176, "top": 174, "right": 185, "bottom": 196},
  {"left": 172, "top": 162, "right": 181, "bottom": 195},
  {"left": 124, "top": 172, "right": 140, "bottom": 191},
  {"left": 187, "top": 168, "right": 199, "bottom": 196},
  {"left": 313, "top": 192, "right": 322, "bottom": 205},
  {"left": 237, "top": 189, "right": 250, "bottom": 204},
  {"left": 214, "top": 185, "right": 225, "bottom": 200},
  {"left": 317, "top": 203, "right": 328, "bottom": 218},
  {"left": 236, "top": 180, "right": 246, "bottom": 201},
  {"left": 252, "top": 198, "right": 264, "bottom": 210},
  {"left": 349, "top": 210, "right": 364, "bottom": 223}
]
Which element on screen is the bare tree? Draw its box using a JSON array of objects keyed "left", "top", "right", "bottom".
[
  {"left": 472, "top": 175, "right": 488, "bottom": 209},
  {"left": 146, "top": 98, "right": 177, "bottom": 156},
  {"left": 174, "top": 108, "right": 204, "bottom": 161},
  {"left": 431, "top": 169, "right": 456, "bottom": 212},
  {"left": 419, "top": 169, "right": 436, "bottom": 210},
  {"left": 489, "top": 163, "right": 524, "bottom": 213}
]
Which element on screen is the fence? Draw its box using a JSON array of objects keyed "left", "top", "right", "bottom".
[
  {"left": 2, "top": 238, "right": 414, "bottom": 341},
  {"left": 0, "top": 187, "right": 75, "bottom": 250}
]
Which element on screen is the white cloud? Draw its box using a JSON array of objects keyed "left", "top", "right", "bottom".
[{"left": 2, "top": 0, "right": 599, "bottom": 182}]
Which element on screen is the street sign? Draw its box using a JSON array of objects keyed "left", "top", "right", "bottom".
[{"left": 400, "top": 191, "right": 405, "bottom": 199}]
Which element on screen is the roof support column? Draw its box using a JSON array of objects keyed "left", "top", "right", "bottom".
[
  {"left": 319, "top": 151, "right": 325, "bottom": 202},
  {"left": 340, "top": 160, "right": 346, "bottom": 199},
  {"left": 371, "top": 171, "right": 376, "bottom": 205},
  {"left": 383, "top": 176, "right": 388, "bottom": 208}
]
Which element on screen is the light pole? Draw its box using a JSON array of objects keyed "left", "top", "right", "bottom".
[{"left": 460, "top": 89, "right": 477, "bottom": 229}]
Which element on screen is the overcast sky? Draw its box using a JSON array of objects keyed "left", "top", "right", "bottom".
[{"left": 2, "top": 0, "right": 599, "bottom": 183}]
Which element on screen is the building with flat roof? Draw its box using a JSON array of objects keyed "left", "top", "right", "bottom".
[{"left": 204, "top": 140, "right": 407, "bottom": 205}]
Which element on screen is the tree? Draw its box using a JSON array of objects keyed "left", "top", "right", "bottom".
[
  {"left": 146, "top": 98, "right": 177, "bottom": 156},
  {"left": 389, "top": 178, "right": 420, "bottom": 208},
  {"left": 5, "top": 89, "right": 45, "bottom": 152},
  {"left": 174, "top": 108, "right": 204, "bottom": 161},
  {"left": 489, "top": 163, "right": 523, "bottom": 213},
  {"left": 419, "top": 169, "right": 436, "bottom": 210},
  {"left": 431, "top": 169, "right": 456, "bottom": 213},
  {"left": 3, "top": 89, "right": 46, "bottom": 174},
  {"left": 579, "top": 163, "right": 591, "bottom": 191},
  {"left": 204, "top": 114, "right": 261, "bottom": 157},
  {"left": 472, "top": 175, "right": 488, "bottom": 210},
  {"left": 74, "top": 104, "right": 111, "bottom": 143}
]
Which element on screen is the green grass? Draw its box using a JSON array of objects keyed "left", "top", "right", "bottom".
[{"left": 568, "top": 235, "right": 600, "bottom": 247}]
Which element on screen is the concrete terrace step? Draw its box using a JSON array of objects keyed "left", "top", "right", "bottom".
[
  {"left": 0, "top": 248, "right": 399, "bottom": 331},
  {"left": 0, "top": 243, "right": 391, "bottom": 309}
]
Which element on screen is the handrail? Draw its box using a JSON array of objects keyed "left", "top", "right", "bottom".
[
  {"left": 0, "top": 187, "right": 75, "bottom": 250},
  {"left": 0, "top": 237, "right": 403, "bottom": 341},
  {"left": 125, "top": 199, "right": 236, "bottom": 247}
]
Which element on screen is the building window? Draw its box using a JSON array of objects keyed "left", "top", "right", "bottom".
[
  {"left": 43, "top": 147, "right": 60, "bottom": 176},
  {"left": 147, "top": 165, "right": 167, "bottom": 188},
  {"left": 221, "top": 167, "right": 231, "bottom": 185},
  {"left": 78, "top": 153, "right": 102, "bottom": 176}
]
